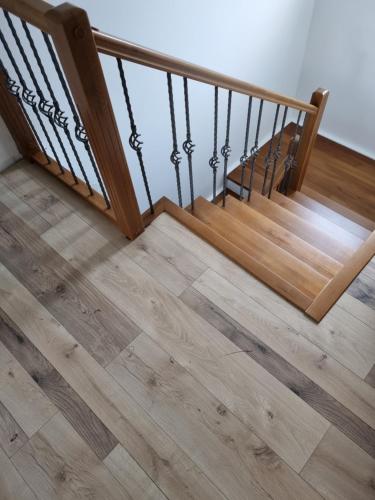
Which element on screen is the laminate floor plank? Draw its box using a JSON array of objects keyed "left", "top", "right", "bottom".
[
  {"left": 0, "top": 446, "right": 37, "bottom": 500},
  {"left": 0, "top": 399, "right": 28, "bottom": 457},
  {"left": 301, "top": 426, "right": 375, "bottom": 500},
  {"left": 337, "top": 292, "right": 375, "bottom": 329},
  {"left": 181, "top": 284, "right": 375, "bottom": 458},
  {"left": 365, "top": 366, "right": 375, "bottom": 389},
  {"left": 0, "top": 342, "right": 57, "bottom": 438},
  {"left": 108, "top": 333, "right": 322, "bottom": 500},
  {"left": 12, "top": 412, "right": 131, "bottom": 500},
  {"left": 0, "top": 201, "right": 141, "bottom": 367},
  {"left": 348, "top": 272, "right": 375, "bottom": 310},
  {"left": 0, "top": 265, "right": 226, "bottom": 500},
  {"left": 0, "top": 310, "right": 118, "bottom": 461},
  {"left": 154, "top": 213, "right": 375, "bottom": 378},
  {"left": 42, "top": 215, "right": 329, "bottom": 473},
  {"left": 104, "top": 444, "right": 168, "bottom": 500}
]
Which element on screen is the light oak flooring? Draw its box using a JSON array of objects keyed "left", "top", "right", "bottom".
[{"left": 0, "top": 160, "right": 374, "bottom": 500}]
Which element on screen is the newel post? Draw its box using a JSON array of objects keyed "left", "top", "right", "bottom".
[
  {"left": 46, "top": 3, "right": 144, "bottom": 239},
  {"left": 290, "top": 88, "right": 329, "bottom": 192}
]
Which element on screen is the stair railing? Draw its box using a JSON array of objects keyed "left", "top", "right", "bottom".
[{"left": 0, "top": 0, "right": 328, "bottom": 239}]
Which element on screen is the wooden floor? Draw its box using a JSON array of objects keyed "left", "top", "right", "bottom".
[{"left": 0, "top": 160, "right": 375, "bottom": 500}]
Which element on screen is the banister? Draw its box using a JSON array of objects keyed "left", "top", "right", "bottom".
[
  {"left": 93, "top": 30, "right": 318, "bottom": 115},
  {"left": 0, "top": 0, "right": 52, "bottom": 31}
]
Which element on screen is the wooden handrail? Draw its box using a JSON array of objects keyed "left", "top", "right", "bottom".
[
  {"left": 0, "top": 0, "right": 52, "bottom": 31},
  {"left": 93, "top": 31, "right": 318, "bottom": 115}
]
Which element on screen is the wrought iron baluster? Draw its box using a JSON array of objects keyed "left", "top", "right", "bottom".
[
  {"left": 239, "top": 96, "right": 252, "bottom": 200},
  {"left": 3, "top": 10, "right": 67, "bottom": 172},
  {"left": 261, "top": 103, "right": 280, "bottom": 196},
  {"left": 221, "top": 90, "right": 232, "bottom": 207},
  {"left": 166, "top": 72, "right": 182, "bottom": 207},
  {"left": 247, "top": 98, "right": 263, "bottom": 201},
  {"left": 20, "top": 20, "right": 79, "bottom": 183},
  {"left": 117, "top": 58, "right": 154, "bottom": 213},
  {"left": 42, "top": 32, "right": 111, "bottom": 208},
  {"left": 0, "top": 57, "right": 48, "bottom": 158},
  {"left": 0, "top": 26, "right": 52, "bottom": 164},
  {"left": 268, "top": 105, "right": 288, "bottom": 198},
  {"left": 280, "top": 111, "right": 304, "bottom": 194},
  {"left": 208, "top": 86, "right": 220, "bottom": 201},
  {"left": 182, "top": 77, "right": 195, "bottom": 210}
]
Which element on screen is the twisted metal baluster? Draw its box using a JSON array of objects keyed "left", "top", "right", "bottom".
[
  {"left": 21, "top": 20, "right": 79, "bottom": 183},
  {"left": 221, "top": 90, "right": 232, "bottom": 207},
  {"left": 0, "top": 58, "right": 48, "bottom": 158},
  {"left": 281, "top": 111, "right": 304, "bottom": 194},
  {"left": 42, "top": 33, "right": 111, "bottom": 208},
  {"left": 167, "top": 73, "right": 182, "bottom": 207},
  {"left": 268, "top": 106, "right": 288, "bottom": 198},
  {"left": 261, "top": 104, "right": 280, "bottom": 195},
  {"left": 117, "top": 58, "right": 154, "bottom": 213},
  {"left": 239, "top": 96, "right": 252, "bottom": 200},
  {"left": 3, "top": 11, "right": 66, "bottom": 172},
  {"left": 208, "top": 86, "right": 219, "bottom": 201},
  {"left": 247, "top": 99, "right": 263, "bottom": 201},
  {"left": 0, "top": 26, "right": 52, "bottom": 164},
  {"left": 182, "top": 77, "right": 195, "bottom": 210}
]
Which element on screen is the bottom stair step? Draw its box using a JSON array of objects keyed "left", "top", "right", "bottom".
[{"left": 192, "top": 196, "right": 329, "bottom": 305}]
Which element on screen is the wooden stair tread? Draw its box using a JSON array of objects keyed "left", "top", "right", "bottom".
[
  {"left": 224, "top": 195, "right": 342, "bottom": 280},
  {"left": 246, "top": 191, "right": 356, "bottom": 264},
  {"left": 298, "top": 186, "right": 375, "bottom": 236},
  {"left": 228, "top": 161, "right": 285, "bottom": 195},
  {"left": 192, "top": 196, "right": 328, "bottom": 301}
]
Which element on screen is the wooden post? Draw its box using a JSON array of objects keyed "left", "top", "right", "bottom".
[
  {"left": 46, "top": 3, "right": 144, "bottom": 239},
  {"left": 289, "top": 88, "right": 329, "bottom": 192},
  {"left": 0, "top": 68, "right": 40, "bottom": 160}
]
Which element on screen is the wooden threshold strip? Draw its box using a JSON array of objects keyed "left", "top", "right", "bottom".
[
  {"left": 306, "top": 231, "right": 375, "bottom": 321},
  {"left": 32, "top": 151, "right": 116, "bottom": 222}
]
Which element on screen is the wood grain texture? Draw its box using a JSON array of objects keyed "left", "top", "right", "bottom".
[
  {"left": 108, "top": 332, "right": 323, "bottom": 500},
  {"left": 0, "top": 399, "right": 28, "bottom": 457},
  {"left": 182, "top": 283, "right": 375, "bottom": 459},
  {"left": 337, "top": 292, "right": 375, "bottom": 329},
  {"left": 301, "top": 426, "right": 375, "bottom": 500},
  {"left": 307, "top": 231, "right": 375, "bottom": 321},
  {"left": 12, "top": 412, "right": 130, "bottom": 500},
  {"left": 0, "top": 264, "right": 226, "bottom": 500},
  {"left": 0, "top": 446, "right": 37, "bottom": 500},
  {"left": 0, "top": 310, "right": 118, "bottom": 460},
  {"left": 0, "top": 200, "right": 141, "bottom": 366},
  {"left": 365, "top": 366, "right": 375, "bottom": 389},
  {"left": 41, "top": 214, "right": 329, "bottom": 472},
  {"left": 348, "top": 272, "right": 375, "bottom": 310}
]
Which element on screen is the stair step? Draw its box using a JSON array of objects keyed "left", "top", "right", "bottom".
[
  {"left": 193, "top": 196, "right": 329, "bottom": 303},
  {"left": 247, "top": 191, "right": 357, "bottom": 263},
  {"left": 228, "top": 162, "right": 285, "bottom": 195},
  {"left": 299, "top": 186, "right": 375, "bottom": 236},
  {"left": 224, "top": 195, "right": 342, "bottom": 279}
]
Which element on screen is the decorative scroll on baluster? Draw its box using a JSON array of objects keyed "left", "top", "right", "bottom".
[
  {"left": 167, "top": 72, "right": 183, "bottom": 207},
  {"left": 247, "top": 99, "right": 263, "bottom": 201},
  {"left": 208, "top": 86, "right": 220, "bottom": 201},
  {"left": 279, "top": 111, "right": 304, "bottom": 194},
  {"left": 239, "top": 96, "right": 252, "bottom": 200},
  {"left": 221, "top": 90, "right": 232, "bottom": 206},
  {"left": 42, "top": 33, "right": 111, "bottom": 208},
  {"left": 3, "top": 11, "right": 67, "bottom": 173},
  {"left": 20, "top": 20, "right": 80, "bottom": 184},
  {"left": 268, "top": 105, "right": 288, "bottom": 198},
  {"left": 261, "top": 104, "right": 280, "bottom": 195},
  {"left": 117, "top": 58, "right": 154, "bottom": 213},
  {"left": 0, "top": 57, "right": 48, "bottom": 160},
  {"left": 182, "top": 77, "right": 195, "bottom": 210}
]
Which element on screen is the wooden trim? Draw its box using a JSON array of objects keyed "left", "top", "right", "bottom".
[
  {"left": 0, "top": 0, "right": 52, "bottom": 31},
  {"left": 306, "top": 231, "right": 375, "bottom": 322},
  {"left": 289, "top": 88, "right": 329, "bottom": 191},
  {"left": 163, "top": 197, "right": 313, "bottom": 311},
  {"left": 0, "top": 68, "right": 40, "bottom": 160},
  {"left": 94, "top": 31, "right": 317, "bottom": 114},
  {"left": 46, "top": 4, "right": 144, "bottom": 239},
  {"left": 32, "top": 151, "right": 116, "bottom": 223},
  {"left": 142, "top": 197, "right": 166, "bottom": 227}
]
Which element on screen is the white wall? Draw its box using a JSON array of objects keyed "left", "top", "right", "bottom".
[
  {"left": 0, "top": 0, "right": 315, "bottom": 209},
  {"left": 297, "top": 0, "right": 375, "bottom": 159}
]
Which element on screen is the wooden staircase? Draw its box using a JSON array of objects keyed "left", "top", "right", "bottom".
[{"left": 163, "top": 186, "right": 375, "bottom": 322}]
